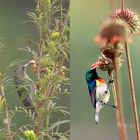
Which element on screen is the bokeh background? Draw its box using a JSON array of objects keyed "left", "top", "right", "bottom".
[
  {"left": 71, "top": 0, "right": 140, "bottom": 140},
  {"left": 0, "top": 0, "right": 70, "bottom": 136}
]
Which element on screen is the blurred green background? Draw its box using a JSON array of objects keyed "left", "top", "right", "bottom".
[
  {"left": 71, "top": 0, "right": 140, "bottom": 140},
  {"left": 0, "top": 0, "right": 70, "bottom": 135}
]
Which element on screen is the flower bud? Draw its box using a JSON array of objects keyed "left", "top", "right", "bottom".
[
  {"left": 51, "top": 32, "right": 60, "bottom": 39},
  {"left": 24, "top": 130, "right": 37, "bottom": 140}
]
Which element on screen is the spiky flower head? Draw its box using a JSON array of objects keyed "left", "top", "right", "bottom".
[
  {"left": 94, "top": 19, "right": 130, "bottom": 59},
  {"left": 100, "top": 19, "right": 130, "bottom": 45},
  {"left": 95, "top": 19, "right": 130, "bottom": 47},
  {"left": 110, "top": 8, "right": 140, "bottom": 34}
]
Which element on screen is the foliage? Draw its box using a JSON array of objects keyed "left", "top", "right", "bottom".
[{"left": 0, "top": 0, "right": 70, "bottom": 139}]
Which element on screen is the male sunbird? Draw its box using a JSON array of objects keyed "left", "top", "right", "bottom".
[
  {"left": 14, "top": 61, "right": 36, "bottom": 109},
  {"left": 85, "top": 66, "right": 115, "bottom": 124}
]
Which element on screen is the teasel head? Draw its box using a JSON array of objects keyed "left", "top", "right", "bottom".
[{"left": 110, "top": 8, "right": 140, "bottom": 34}]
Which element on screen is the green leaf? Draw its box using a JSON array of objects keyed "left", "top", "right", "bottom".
[{"left": 48, "top": 120, "right": 70, "bottom": 131}]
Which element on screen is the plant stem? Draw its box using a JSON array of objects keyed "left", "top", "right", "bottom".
[
  {"left": 125, "top": 43, "right": 140, "bottom": 140},
  {"left": 110, "top": 0, "right": 114, "bottom": 12},
  {"left": 110, "top": 72, "right": 123, "bottom": 139},
  {"left": 34, "top": 102, "right": 42, "bottom": 136},
  {"left": 121, "top": 0, "right": 125, "bottom": 10},
  {"left": 113, "top": 58, "right": 127, "bottom": 140},
  {"left": 0, "top": 85, "right": 13, "bottom": 140},
  {"left": 60, "top": 0, "right": 63, "bottom": 23}
]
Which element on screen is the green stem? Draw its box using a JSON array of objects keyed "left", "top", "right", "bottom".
[{"left": 0, "top": 84, "right": 13, "bottom": 140}]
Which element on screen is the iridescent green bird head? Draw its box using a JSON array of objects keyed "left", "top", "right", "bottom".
[{"left": 85, "top": 68, "right": 99, "bottom": 81}]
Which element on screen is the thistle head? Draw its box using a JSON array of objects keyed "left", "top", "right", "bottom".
[
  {"left": 99, "top": 19, "right": 130, "bottom": 45},
  {"left": 94, "top": 19, "right": 130, "bottom": 60},
  {"left": 110, "top": 8, "right": 140, "bottom": 34}
]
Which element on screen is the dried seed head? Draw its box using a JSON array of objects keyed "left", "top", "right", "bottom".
[
  {"left": 92, "top": 54, "right": 123, "bottom": 72},
  {"left": 100, "top": 19, "right": 130, "bottom": 44},
  {"left": 97, "top": 54, "right": 113, "bottom": 71},
  {"left": 110, "top": 8, "right": 140, "bottom": 33},
  {"left": 101, "top": 43, "right": 124, "bottom": 59}
]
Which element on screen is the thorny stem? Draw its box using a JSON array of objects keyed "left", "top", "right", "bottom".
[
  {"left": 113, "top": 58, "right": 127, "bottom": 140},
  {"left": 0, "top": 85, "right": 13, "bottom": 140},
  {"left": 125, "top": 43, "right": 140, "bottom": 140}
]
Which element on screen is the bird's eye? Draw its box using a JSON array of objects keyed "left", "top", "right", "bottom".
[{"left": 105, "top": 90, "right": 108, "bottom": 94}]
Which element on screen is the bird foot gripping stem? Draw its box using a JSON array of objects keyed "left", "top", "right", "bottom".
[{"left": 104, "top": 103, "right": 117, "bottom": 109}]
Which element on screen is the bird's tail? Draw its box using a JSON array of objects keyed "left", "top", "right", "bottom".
[
  {"left": 22, "top": 95, "right": 34, "bottom": 111},
  {"left": 95, "top": 101, "right": 102, "bottom": 124},
  {"left": 95, "top": 111, "right": 100, "bottom": 124}
]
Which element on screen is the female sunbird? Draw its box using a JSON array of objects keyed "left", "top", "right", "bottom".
[
  {"left": 85, "top": 67, "right": 115, "bottom": 124},
  {"left": 14, "top": 61, "right": 36, "bottom": 110}
]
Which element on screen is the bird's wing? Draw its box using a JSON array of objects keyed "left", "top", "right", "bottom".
[
  {"left": 15, "top": 78, "right": 33, "bottom": 107},
  {"left": 91, "top": 85, "right": 96, "bottom": 109},
  {"left": 87, "top": 80, "right": 96, "bottom": 109},
  {"left": 29, "top": 80, "right": 36, "bottom": 102}
]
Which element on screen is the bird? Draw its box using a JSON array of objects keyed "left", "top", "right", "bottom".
[
  {"left": 85, "top": 67, "right": 115, "bottom": 124},
  {"left": 14, "top": 60, "right": 36, "bottom": 110}
]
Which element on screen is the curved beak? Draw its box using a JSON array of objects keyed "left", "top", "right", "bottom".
[
  {"left": 90, "top": 62, "right": 102, "bottom": 70},
  {"left": 23, "top": 60, "right": 36, "bottom": 68}
]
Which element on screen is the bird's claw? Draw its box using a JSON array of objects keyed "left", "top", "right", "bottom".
[{"left": 109, "top": 79, "right": 114, "bottom": 84}]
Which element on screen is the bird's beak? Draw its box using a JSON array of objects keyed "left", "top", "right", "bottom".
[
  {"left": 29, "top": 60, "right": 36, "bottom": 65},
  {"left": 23, "top": 60, "right": 36, "bottom": 67},
  {"left": 90, "top": 62, "right": 102, "bottom": 70},
  {"left": 95, "top": 101, "right": 102, "bottom": 124}
]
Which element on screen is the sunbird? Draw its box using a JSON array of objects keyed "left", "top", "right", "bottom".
[
  {"left": 14, "top": 61, "right": 36, "bottom": 109},
  {"left": 85, "top": 66, "right": 115, "bottom": 124}
]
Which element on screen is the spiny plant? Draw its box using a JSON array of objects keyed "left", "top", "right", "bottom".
[
  {"left": 0, "top": 0, "right": 70, "bottom": 140},
  {"left": 88, "top": 0, "right": 140, "bottom": 140}
]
